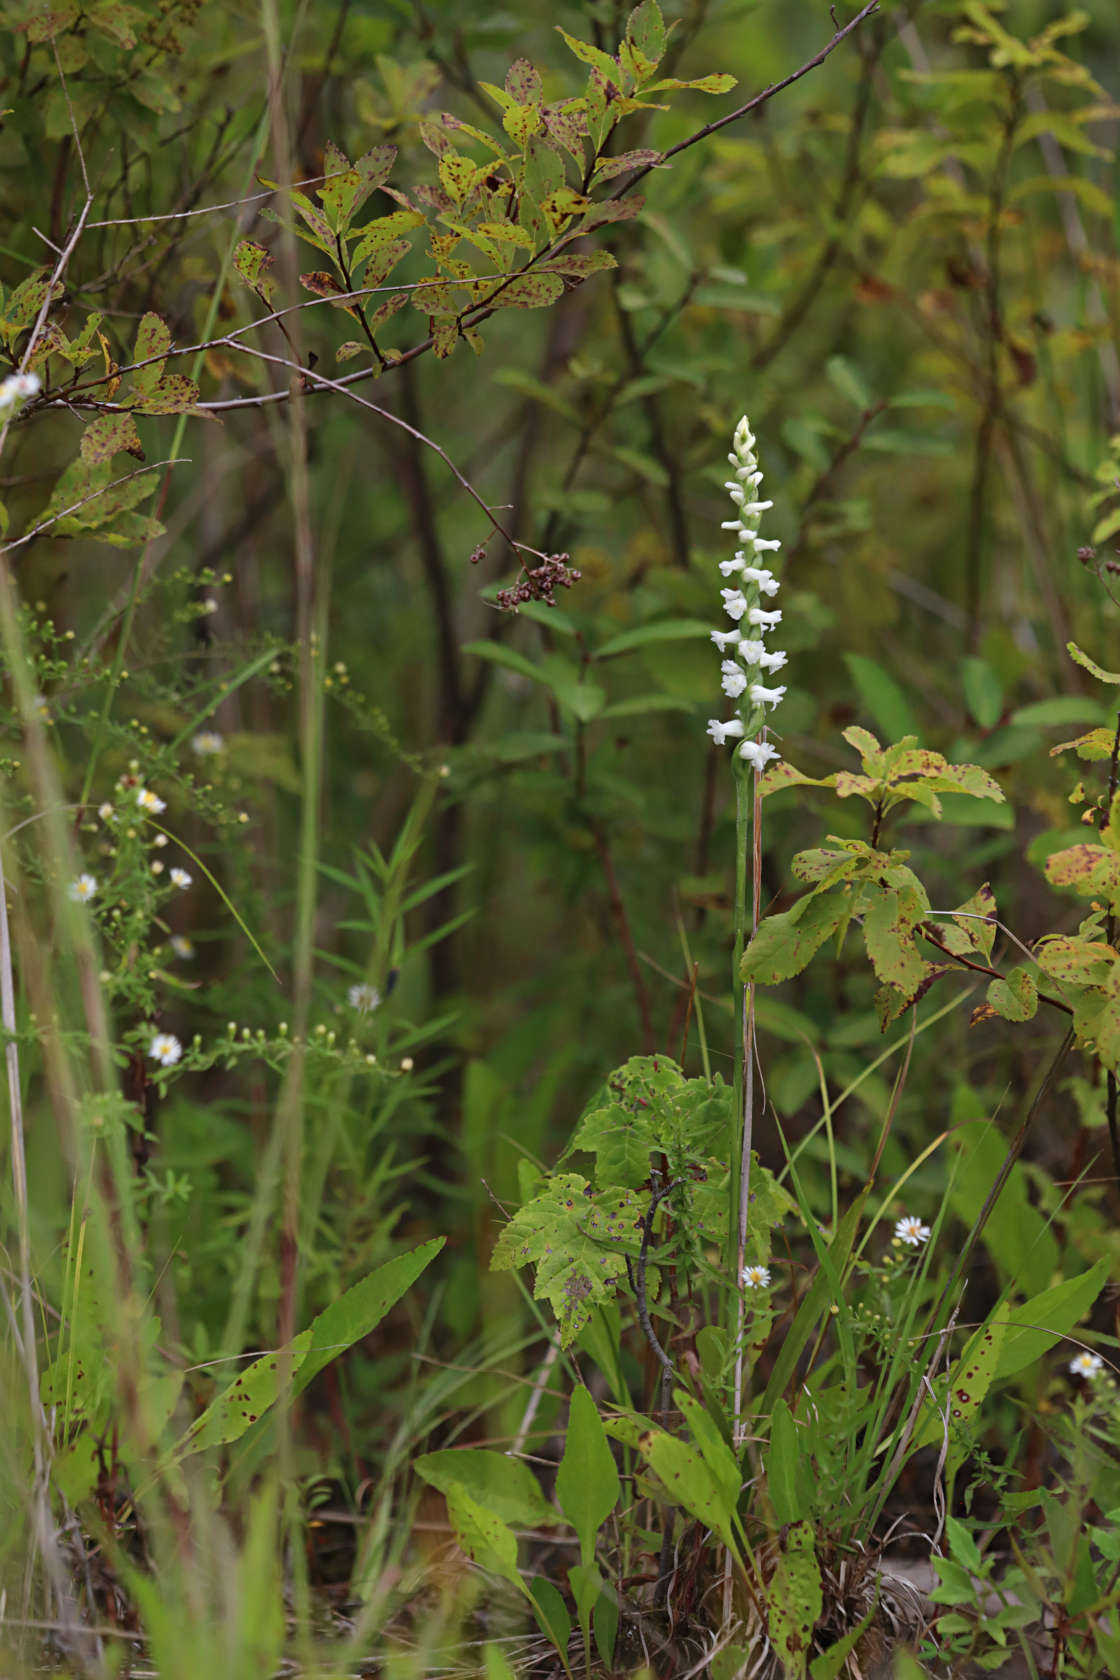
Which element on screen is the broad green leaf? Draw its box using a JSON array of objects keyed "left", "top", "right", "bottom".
[
  {"left": 462, "top": 640, "right": 546, "bottom": 685},
  {"left": 80, "top": 413, "right": 144, "bottom": 465},
  {"left": 912, "top": 1315, "right": 1007, "bottom": 1452},
  {"left": 595, "top": 618, "right": 712, "bottom": 658},
  {"left": 445, "top": 1486, "right": 522, "bottom": 1589},
  {"left": 961, "top": 657, "right": 1003, "bottom": 729},
  {"left": 530, "top": 1579, "right": 571, "bottom": 1657},
  {"left": 674, "top": 1391, "right": 740, "bottom": 1515},
  {"left": 765, "top": 1398, "right": 812, "bottom": 1525},
  {"left": 1012, "top": 698, "right": 1105, "bottom": 728},
  {"left": 499, "top": 273, "right": 564, "bottom": 309},
  {"left": 984, "top": 966, "right": 1037, "bottom": 1022},
  {"left": 1034, "top": 935, "right": 1116, "bottom": 987},
  {"left": 132, "top": 374, "right": 201, "bottom": 415},
  {"left": 131, "top": 313, "right": 170, "bottom": 395},
  {"left": 767, "top": 1520, "right": 822, "bottom": 1680},
  {"left": 740, "top": 892, "right": 849, "bottom": 985},
  {"left": 556, "top": 1386, "right": 620, "bottom": 1564},
  {"left": 414, "top": 1449, "right": 560, "bottom": 1529},
  {"left": 843, "top": 654, "right": 919, "bottom": 741},
  {"left": 862, "top": 885, "right": 934, "bottom": 997},
  {"left": 490, "top": 1173, "right": 640, "bottom": 1346},
  {"left": 1045, "top": 843, "right": 1120, "bottom": 905},
  {"left": 995, "top": 1258, "right": 1111, "bottom": 1378},
  {"left": 825, "top": 354, "right": 871, "bottom": 410},
  {"left": 643, "top": 1431, "right": 738, "bottom": 1552},
  {"left": 539, "top": 654, "right": 605, "bottom": 722}
]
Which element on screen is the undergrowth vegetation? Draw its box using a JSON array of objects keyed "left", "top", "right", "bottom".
[{"left": 1, "top": 0, "right": 1120, "bottom": 1676}]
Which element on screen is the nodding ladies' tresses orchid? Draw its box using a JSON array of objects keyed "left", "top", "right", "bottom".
[{"left": 706, "top": 415, "right": 786, "bottom": 770}]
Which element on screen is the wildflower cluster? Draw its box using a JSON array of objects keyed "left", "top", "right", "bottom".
[{"left": 706, "top": 415, "right": 786, "bottom": 772}]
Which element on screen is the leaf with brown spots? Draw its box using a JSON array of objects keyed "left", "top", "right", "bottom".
[{"left": 80, "top": 412, "right": 144, "bottom": 465}]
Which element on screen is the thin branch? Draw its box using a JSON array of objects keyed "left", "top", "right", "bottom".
[{"left": 0, "top": 459, "right": 189, "bottom": 557}]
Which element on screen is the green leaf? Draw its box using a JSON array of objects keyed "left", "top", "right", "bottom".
[
  {"left": 1034, "top": 935, "right": 1116, "bottom": 987},
  {"left": 765, "top": 1398, "right": 812, "bottom": 1525},
  {"left": 740, "top": 893, "right": 849, "bottom": 985},
  {"left": 1012, "top": 698, "right": 1105, "bottom": 728},
  {"left": 490, "top": 1173, "right": 640, "bottom": 1346},
  {"left": 462, "top": 640, "right": 545, "bottom": 685},
  {"left": 556, "top": 1386, "right": 620, "bottom": 1565},
  {"left": 912, "top": 1315, "right": 1007, "bottom": 1451},
  {"left": 825, "top": 354, "right": 871, "bottom": 410},
  {"left": 414, "top": 1449, "right": 560, "bottom": 1529},
  {"left": 995, "top": 1258, "right": 1111, "bottom": 1379},
  {"left": 1068, "top": 641, "right": 1120, "bottom": 686},
  {"left": 946, "top": 1515, "right": 983, "bottom": 1575},
  {"left": 984, "top": 966, "right": 1037, "bottom": 1022},
  {"left": 674, "top": 1391, "right": 740, "bottom": 1516},
  {"left": 1045, "top": 843, "right": 1120, "bottom": 905},
  {"left": 130, "top": 313, "right": 170, "bottom": 395},
  {"left": 595, "top": 618, "right": 712, "bottom": 658},
  {"left": 498, "top": 274, "right": 565, "bottom": 309},
  {"left": 445, "top": 1486, "right": 522, "bottom": 1589},
  {"left": 555, "top": 28, "right": 621, "bottom": 84},
  {"left": 234, "top": 239, "right": 276, "bottom": 302},
  {"left": 843, "top": 654, "right": 919, "bottom": 741},
  {"left": 132, "top": 374, "right": 201, "bottom": 416},
  {"left": 80, "top": 412, "right": 144, "bottom": 465},
  {"left": 961, "top": 657, "right": 1003, "bottom": 729},
  {"left": 767, "top": 1521, "right": 823, "bottom": 1680},
  {"left": 643, "top": 1431, "right": 739, "bottom": 1553},
  {"left": 530, "top": 1579, "right": 571, "bottom": 1658}
]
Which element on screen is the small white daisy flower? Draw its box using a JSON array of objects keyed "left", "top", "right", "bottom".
[
  {"left": 170, "top": 867, "right": 192, "bottom": 889},
  {"left": 68, "top": 874, "right": 97, "bottom": 903},
  {"left": 742, "top": 1264, "right": 771, "bottom": 1289},
  {"left": 894, "top": 1215, "right": 931, "bottom": 1247},
  {"left": 98, "top": 802, "right": 114, "bottom": 822},
  {"left": 739, "top": 740, "right": 781, "bottom": 771},
  {"left": 1069, "top": 1351, "right": 1103, "bottom": 1380},
  {"left": 136, "top": 788, "right": 166, "bottom": 814},
  {"left": 348, "top": 982, "right": 381, "bottom": 1013},
  {"left": 191, "top": 731, "right": 224, "bottom": 756},
  {"left": 170, "top": 935, "right": 195, "bottom": 959},
  {"left": 149, "top": 1032, "right": 182, "bottom": 1067},
  {"left": 150, "top": 860, "right": 165, "bottom": 876},
  {"left": 707, "top": 718, "right": 745, "bottom": 745}
]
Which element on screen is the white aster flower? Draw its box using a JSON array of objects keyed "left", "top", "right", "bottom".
[
  {"left": 191, "top": 731, "right": 224, "bottom": 756},
  {"left": 170, "top": 935, "right": 195, "bottom": 960},
  {"left": 1069, "top": 1351, "right": 1103, "bottom": 1380},
  {"left": 748, "top": 607, "right": 782, "bottom": 630},
  {"left": 721, "top": 662, "right": 749, "bottom": 699},
  {"left": 707, "top": 718, "right": 744, "bottom": 745},
  {"left": 98, "top": 802, "right": 114, "bottom": 822},
  {"left": 0, "top": 370, "right": 41, "bottom": 409},
  {"left": 348, "top": 982, "right": 381, "bottom": 1013},
  {"left": 170, "top": 867, "right": 192, "bottom": 889},
  {"left": 149, "top": 1032, "right": 182, "bottom": 1067},
  {"left": 741, "top": 1264, "right": 771, "bottom": 1289},
  {"left": 749, "top": 683, "right": 786, "bottom": 709},
  {"left": 894, "top": 1215, "right": 931, "bottom": 1248},
  {"left": 711, "top": 629, "right": 741, "bottom": 653},
  {"left": 68, "top": 873, "right": 97, "bottom": 903},
  {"left": 741, "top": 567, "right": 779, "bottom": 595},
  {"left": 150, "top": 860, "right": 165, "bottom": 876},
  {"left": 136, "top": 788, "right": 166, "bottom": 814},
  {"left": 739, "top": 740, "right": 781, "bottom": 771},
  {"left": 721, "top": 588, "right": 748, "bottom": 621}
]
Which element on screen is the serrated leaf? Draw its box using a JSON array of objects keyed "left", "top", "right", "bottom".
[
  {"left": 556, "top": 28, "right": 621, "bottom": 84},
  {"left": 80, "top": 412, "right": 144, "bottom": 465},
  {"left": 862, "top": 884, "right": 933, "bottom": 997},
  {"left": 1049, "top": 728, "right": 1115, "bottom": 762},
  {"left": 497, "top": 273, "right": 564, "bottom": 309},
  {"left": 132, "top": 374, "right": 200, "bottom": 416},
  {"left": 491, "top": 1173, "right": 641, "bottom": 1346},
  {"left": 591, "top": 149, "right": 663, "bottom": 182},
  {"left": 130, "top": 313, "right": 170, "bottom": 395},
  {"left": 1045, "top": 844, "right": 1120, "bottom": 905}
]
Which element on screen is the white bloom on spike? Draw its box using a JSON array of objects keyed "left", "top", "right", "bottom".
[
  {"left": 749, "top": 683, "right": 786, "bottom": 708},
  {"left": 707, "top": 718, "right": 745, "bottom": 745},
  {"left": 721, "top": 662, "right": 749, "bottom": 699},
  {"left": 748, "top": 607, "right": 782, "bottom": 630},
  {"left": 751, "top": 536, "right": 782, "bottom": 553},
  {"left": 719, "top": 555, "right": 745, "bottom": 577},
  {"left": 757, "top": 648, "right": 788, "bottom": 674},
  {"left": 740, "top": 740, "right": 781, "bottom": 771},
  {"left": 742, "top": 567, "right": 779, "bottom": 596},
  {"left": 721, "top": 589, "right": 748, "bottom": 621},
  {"left": 738, "top": 639, "right": 767, "bottom": 665},
  {"left": 711, "top": 629, "right": 741, "bottom": 653}
]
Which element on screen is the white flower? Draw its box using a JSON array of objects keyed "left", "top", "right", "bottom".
[
  {"left": 68, "top": 874, "right": 97, "bottom": 903},
  {"left": 1069, "top": 1351, "right": 1103, "bottom": 1380},
  {"left": 739, "top": 639, "right": 767, "bottom": 665},
  {"left": 757, "top": 648, "right": 788, "bottom": 674},
  {"left": 894, "top": 1215, "right": 931, "bottom": 1247},
  {"left": 741, "top": 1264, "right": 771, "bottom": 1289},
  {"left": 170, "top": 936, "right": 195, "bottom": 959},
  {"left": 739, "top": 740, "right": 781, "bottom": 771},
  {"left": 191, "top": 731, "right": 224, "bottom": 756},
  {"left": 749, "top": 683, "right": 786, "bottom": 709},
  {"left": 98, "top": 802, "right": 114, "bottom": 822},
  {"left": 151, "top": 860, "right": 165, "bottom": 876},
  {"left": 748, "top": 536, "right": 782, "bottom": 554},
  {"left": 707, "top": 718, "right": 745, "bottom": 745},
  {"left": 748, "top": 607, "right": 782, "bottom": 630},
  {"left": 721, "top": 588, "right": 748, "bottom": 621},
  {"left": 711, "top": 629, "right": 741, "bottom": 653},
  {"left": 721, "top": 662, "right": 749, "bottom": 699},
  {"left": 136, "top": 788, "right": 166, "bottom": 814},
  {"left": 720, "top": 520, "right": 751, "bottom": 539},
  {"left": 348, "top": 982, "right": 381, "bottom": 1013},
  {"left": 149, "top": 1032, "right": 182, "bottom": 1067},
  {"left": 170, "top": 867, "right": 192, "bottom": 889},
  {"left": 741, "top": 567, "right": 779, "bottom": 596},
  {"left": 0, "top": 371, "right": 41, "bottom": 409},
  {"left": 719, "top": 555, "right": 746, "bottom": 577}
]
